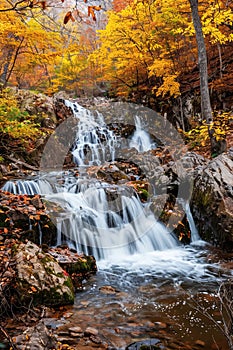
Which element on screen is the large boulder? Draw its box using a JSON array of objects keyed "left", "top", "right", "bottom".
[
  {"left": 191, "top": 149, "right": 233, "bottom": 249},
  {"left": 14, "top": 241, "right": 75, "bottom": 306}
]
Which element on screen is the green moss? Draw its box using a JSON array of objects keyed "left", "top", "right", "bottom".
[
  {"left": 63, "top": 276, "right": 74, "bottom": 291},
  {"left": 138, "top": 189, "right": 149, "bottom": 202}
]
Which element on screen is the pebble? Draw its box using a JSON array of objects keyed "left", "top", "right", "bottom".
[
  {"left": 89, "top": 335, "right": 102, "bottom": 344},
  {"left": 85, "top": 327, "right": 99, "bottom": 336},
  {"left": 99, "top": 285, "right": 117, "bottom": 294},
  {"left": 69, "top": 326, "right": 83, "bottom": 333},
  {"left": 63, "top": 312, "right": 73, "bottom": 318},
  {"left": 80, "top": 301, "right": 90, "bottom": 307},
  {"left": 70, "top": 331, "right": 84, "bottom": 337},
  {"left": 195, "top": 340, "right": 205, "bottom": 347}
]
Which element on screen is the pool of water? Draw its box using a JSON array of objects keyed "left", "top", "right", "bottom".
[{"left": 67, "top": 242, "right": 232, "bottom": 349}]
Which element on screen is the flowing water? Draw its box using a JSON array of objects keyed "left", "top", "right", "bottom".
[
  {"left": 129, "top": 115, "right": 155, "bottom": 152},
  {"left": 2, "top": 101, "right": 233, "bottom": 349}
]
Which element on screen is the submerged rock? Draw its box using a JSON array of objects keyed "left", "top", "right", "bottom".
[{"left": 191, "top": 149, "right": 233, "bottom": 249}]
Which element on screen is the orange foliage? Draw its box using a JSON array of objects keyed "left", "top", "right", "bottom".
[{"left": 112, "top": 0, "right": 132, "bottom": 12}]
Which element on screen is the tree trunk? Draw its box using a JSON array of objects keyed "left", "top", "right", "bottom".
[
  {"left": 188, "top": 0, "right": 226, "bottom": 155},
  {"left": 189, "top": 0, "right": 212, "bottom": 123}
]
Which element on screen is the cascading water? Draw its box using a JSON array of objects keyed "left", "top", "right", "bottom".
[
  {"left": 129, "top": 115, "right": 155, "bottom": 152},
  {"left": 46, "top": 187, "right": 177, "bottom": 260},
  {"left": 65, "top": 100, "right": 117, "bottom": 166},
  {"left": 2, "top": 101, "right": 198, "bottom": 259}
]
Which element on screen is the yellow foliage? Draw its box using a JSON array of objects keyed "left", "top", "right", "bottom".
[
  {"left": 89, "top": 0, "right": 188, "bottom": 98},
  {"left": 183, "top": 112, "right": 232, "bottom": 148},
  {"left": 0, "top": 89, "right": 45, "bottom": 148}
]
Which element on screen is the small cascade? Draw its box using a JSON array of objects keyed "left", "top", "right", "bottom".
[
  {"left": 46, "top": 186, "right": 178, "bottom": 260},
  {"left": 2, "top": 179, "right": 54, "bottom": 195},
  {"left": 65, "top": 100, "right": 117, "bottom": 166},
  {"left": 184, "top": 201, "right": 200, "bottom": 242},
  {"left": 129, "top": 115, "right": 155, "bottom": 152}
]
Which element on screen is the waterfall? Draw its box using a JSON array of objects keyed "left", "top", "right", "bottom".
[
  {"left": 129, "top": 115, "right": 155, "bottom": 152},
  {"left": 184, "top": 201, "right": 200, "bottom": 242},
  {"left": 1, "top": 100, "right": 202, "bottom": 260},
  {"left": 46, "top": 187, "right": 178, "bottom": 260},
  {"left": 65, "top": 100, "right": 117, "bottom": 166},
  {"left": 2, "top": 178, "right": 54, "bottom": 195}
]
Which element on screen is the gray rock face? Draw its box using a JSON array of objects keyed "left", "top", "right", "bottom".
[
  {"left": 14, "top": 241, "right": 75, "bottom": 306},
  {"left": 191, "top": 149, "right": 233, "bottom": 249}
]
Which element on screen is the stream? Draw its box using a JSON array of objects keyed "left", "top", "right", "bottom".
[{"left": 2, "top": 101, "right": 233, "bottom": 349}]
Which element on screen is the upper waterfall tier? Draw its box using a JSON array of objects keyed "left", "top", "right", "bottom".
[{"left": 65, "top": 100, "right": 117, "bottom": 166}]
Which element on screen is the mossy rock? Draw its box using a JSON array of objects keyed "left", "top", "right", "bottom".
[{"left": 14, "top": 241, "right": 75, "bottom": 307}]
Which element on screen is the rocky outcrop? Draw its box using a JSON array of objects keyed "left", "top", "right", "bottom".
[
  {"left": 0, "top": 191, "right": 57, "bottom": 246},
  {"left": 14, "top": 241, "right": 75, "bottom": 307},
  {"left": 191, "top": 149, "right": 233, "bottom": 249},
  {"left": 0, "top": 239, "right": 97, "bottom": 315},
  {"left": 48, "top": 245, "right": 97, "bottom": 291}
]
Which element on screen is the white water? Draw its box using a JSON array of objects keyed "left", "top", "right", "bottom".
[
  {"left": 129, "top": 115, "right": 155, "bottom": 152},
  {"left": 65, "top": 100, "right": 117, "bottom": 166},
  {"left": 184, "top": 201, "right": 200, "bottom": 242},
  {"left": 45, "top": 187, "right": 178, "bottom": 260},
  {"left": 2, "top": 101, "right": 202, "bottom": 261}
]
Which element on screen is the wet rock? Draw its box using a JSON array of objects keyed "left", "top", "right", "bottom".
[
  {"left": 125, "top": 338, "right": 162, "bottom": 350},
  {"left": 85, "top": 327, "right": 99, "bottom": 336},
  {"left": 90, "top": 335, "right": 102, "bottom": 344},
  {"left": 97, "top": 164, "right": 130, "bottom": 183},
  {"left": 0, "top": 191, "right": 57, "bottom": 246},
  {"left": 69, "top": 326, "right": 83, "bottom": 333},
  {"left": 99, "top": 285, "right": 118, "bottom": 294},
  {"left": 191, "top": 149, "right": 233, "bottom": 249},
  {"left": 70, "top": 331, "right": 84, "bottom": 337},
  {"left": 11, "top": 320, "right": 56, "bottom": 350},
  {"left": 49, "top": 246, "right": 97, "bottom": 291},
  {"left": 14, "top": 241, "right": 75, "bottom": 307},
  {"left": 154, "top": 322, "right": 167, "bottom": 329}
]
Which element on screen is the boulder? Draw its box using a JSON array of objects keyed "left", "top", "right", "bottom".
[
  {"left": 48, "top": 245, "right": 97, "bottom": 291},
  {"left": 0, "top": 191, "right": 57, "bottom": 246},
  {"left": 14, "top": 241, "right": 75, "bottom": 306},
  {"left": 191, "top": 149, "right": 233, "bottom": 249}
]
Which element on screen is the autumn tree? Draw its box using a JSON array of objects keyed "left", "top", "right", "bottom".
[{"left": 188, "top": 0, "right": 232, "bottom": 154}]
